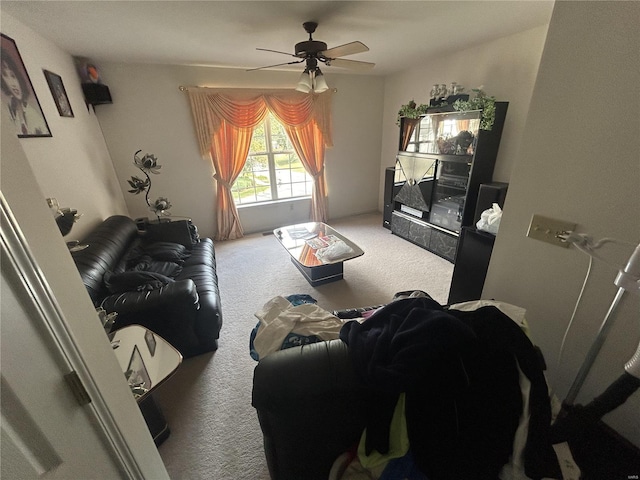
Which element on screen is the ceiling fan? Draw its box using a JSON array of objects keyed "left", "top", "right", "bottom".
[{"left": 249, "top": 21, "right": 374, "bottom": 91}]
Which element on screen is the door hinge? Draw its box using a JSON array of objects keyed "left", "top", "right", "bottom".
[{"left": 64, "top": 371, "right": 91, "bottom": 406}]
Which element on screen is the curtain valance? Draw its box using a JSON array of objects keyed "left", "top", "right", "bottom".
[{"left": 186, "top": 88, "right": 334, "bottom": 158}]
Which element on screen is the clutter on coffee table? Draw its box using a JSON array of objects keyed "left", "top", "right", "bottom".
[{"left": 273, "top": 222, "right": 364, "bottom": 286}]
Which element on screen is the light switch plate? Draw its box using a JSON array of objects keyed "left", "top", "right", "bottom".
[{"left": 526, "top": 214, "right": 576, "bottom": 248}]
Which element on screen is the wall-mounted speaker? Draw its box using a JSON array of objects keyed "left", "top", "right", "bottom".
[{"left": 81, "top": 83, "right": 112, "bottom": 106}]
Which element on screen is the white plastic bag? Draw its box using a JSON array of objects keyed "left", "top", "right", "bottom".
[
  {"left": 315, "top": 240, "right": 354, "bottom": 264},
  {"left": 476, "top": 203, "right": 502, "bottom": 234}
]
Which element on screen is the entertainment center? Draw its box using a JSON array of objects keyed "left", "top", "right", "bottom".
[{"left": 384, "top": 102, "right": 508, "bottom": 264}]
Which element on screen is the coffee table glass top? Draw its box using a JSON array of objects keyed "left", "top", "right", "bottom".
[{"left": 274, "top": 222, "right": 364, "bottom": 267}]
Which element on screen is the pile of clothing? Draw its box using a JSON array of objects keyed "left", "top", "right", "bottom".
[
  {"left": 250, "top": 294, "right": 345, "bottom": 361},
  {"left": 337, "top": 296, "right": 562, "bottom": 480}
]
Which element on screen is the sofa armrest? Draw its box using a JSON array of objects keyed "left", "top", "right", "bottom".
[
  {"left": 100, "top": 279, "right": 198, "bottom": 314},
  {"left": 252, "top": 339, "right": 368, "bottom": 480}
]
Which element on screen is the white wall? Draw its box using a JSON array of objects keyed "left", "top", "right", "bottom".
[
  {"left": 94, "top": 63, "right": 385, "bottom": 237},
  {"left": 484, "top": 1, "right": 640, "bottom": 446},
  {"left": 379, "top": 25, "right": 549, "bottom": 210},
  {"left": 0, "top": 12, "right": 128, "bottom": 239}
]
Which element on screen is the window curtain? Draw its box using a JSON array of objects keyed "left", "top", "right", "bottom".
[
  {"left": 186, "top": 88, "right": 334, "bottom": 240},
  {"left": 283, "top": 121, "right": 328, "bottom": 223},
  {"left": 399, "top": 117, "right": 420, "bottom": 151},
  {"left": 456, "top": 119, "right": 471, "bottom": 133},
  {"left": 210, "top": 119, "right": 254, "bottom": 240}
]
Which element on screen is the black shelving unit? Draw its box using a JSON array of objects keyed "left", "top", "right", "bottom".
[{"left": 388, "top": 102, "right": 508, "bottom": 262}]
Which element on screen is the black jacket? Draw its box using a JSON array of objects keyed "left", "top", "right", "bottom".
[{"left": 340, "top": 298, "right": 560, "bottom": 479}]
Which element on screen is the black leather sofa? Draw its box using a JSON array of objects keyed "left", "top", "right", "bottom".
[{"left": 72, "top": 215, "right": 222, "bottom": 357}]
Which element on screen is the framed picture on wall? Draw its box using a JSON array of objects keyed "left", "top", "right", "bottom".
[
  {"left": 43, "top": 69, "right": 74, "bottom": 118},
  {"left": 0, "top": 33, "right": 52, "bottom": 137}
]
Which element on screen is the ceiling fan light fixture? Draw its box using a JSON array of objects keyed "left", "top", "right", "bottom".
[
  {"left": 313, "top": 68, "right": 329, "bottom": 93},
  {"left": 296, "top": 69, "right": 313, "bottom": 93}
]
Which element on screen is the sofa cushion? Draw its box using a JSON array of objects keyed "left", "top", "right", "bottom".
[
  {"left": 104, "top": 270, "right": 175, "bottom": 294},
  {"left": 127, "top": 241, "right": 191, "bottom": 266},
  {"left": 128, "top": 257, "right": 183, "bottom": 277},
  {"left": 144, "top": 220, "right": 194, "bottom": 250}
]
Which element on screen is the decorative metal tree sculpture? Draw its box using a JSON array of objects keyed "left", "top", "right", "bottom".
[{"left": 128, "top": 150, "right": 172, "bottom": 221}]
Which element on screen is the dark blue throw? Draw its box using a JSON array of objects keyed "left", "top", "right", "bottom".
[{"left": 339, "top": 297, "right": 560, "bottom": 480}]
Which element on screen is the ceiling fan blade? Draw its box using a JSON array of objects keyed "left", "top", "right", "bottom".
[
  {"left": 256, "top": 48, "right": 297, "bottom": 58},
  {"left": 326, "top": 58, "right": 375, "bottom": 71},
  {"left": 246, "top": 59, "right": 304, "bottom": 72},
  {"left": 321, "top": 41, "right": 369, "bottom": 59}
]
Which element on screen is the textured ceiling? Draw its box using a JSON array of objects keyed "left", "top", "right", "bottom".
[{"left": 2, "top": 1, "right": 554, "bottom": 76}]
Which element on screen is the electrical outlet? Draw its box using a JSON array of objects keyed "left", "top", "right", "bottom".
[{"left": 526, "top": 214, "right": 576, "bottom": 248}]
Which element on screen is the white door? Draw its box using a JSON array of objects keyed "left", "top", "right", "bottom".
[{"left": 1, "top": 217, "right": 128, "bottom": 478}]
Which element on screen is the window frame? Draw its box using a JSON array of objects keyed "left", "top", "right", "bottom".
[{"left": 232, "top": 114, "right": 313, "bottom": 206}]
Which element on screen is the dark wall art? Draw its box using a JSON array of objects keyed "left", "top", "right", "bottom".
[
  {"left": 1, "top": 33, "right": 51, "bottom": 137},
  {"left": 44, "top": 69, "right": 74, "bottom": 118}
]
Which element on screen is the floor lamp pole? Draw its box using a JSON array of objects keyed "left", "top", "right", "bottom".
[{"left": 564, "top": 287, "right": 627, "bottom": 406}]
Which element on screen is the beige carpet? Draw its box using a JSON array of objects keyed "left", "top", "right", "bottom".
[{"left": 155, "top": 212, "right": 453, "bottom": 479}]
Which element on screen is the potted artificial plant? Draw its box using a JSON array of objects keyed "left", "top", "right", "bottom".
[
  {"left": 396, "top": 99, "right": 429, "bottom": 126},
  {"left": 397, "top": 100, "right": 429, "bottom": 150},
  {"left": 452, "top": 88, "right": 497, "bottom": 131}
]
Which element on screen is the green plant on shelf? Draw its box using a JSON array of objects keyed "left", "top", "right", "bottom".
[
  {"left": 452, "top": 88, "right": 496, "bottom": 131},
  {"left": 396, "top": 100, "right": 429, "bottom": 126}
]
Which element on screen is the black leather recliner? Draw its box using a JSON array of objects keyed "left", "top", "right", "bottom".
[
  {"left": 252, "top": 339, "right": 368, "bottom": 480},
  {"left": 72, "top": 215, "right": 222, "bottom": 357}
]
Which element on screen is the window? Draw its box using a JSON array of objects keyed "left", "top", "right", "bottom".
[{"left": 231, "top": 113, "right": 313, "bottom": 205}]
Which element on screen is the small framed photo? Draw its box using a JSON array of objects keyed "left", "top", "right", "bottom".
[
  {"left": 1, "top": 33, "right": 52, "bottom": 137},
  {"left": 43, "top": 69, "right": 74, "bottom": 117},
  {"left": 125, "top": 345, "right": 152, "bottom": 391},
  {"left": 144, "top": 329, "right": 157, "bottom": 356}
]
